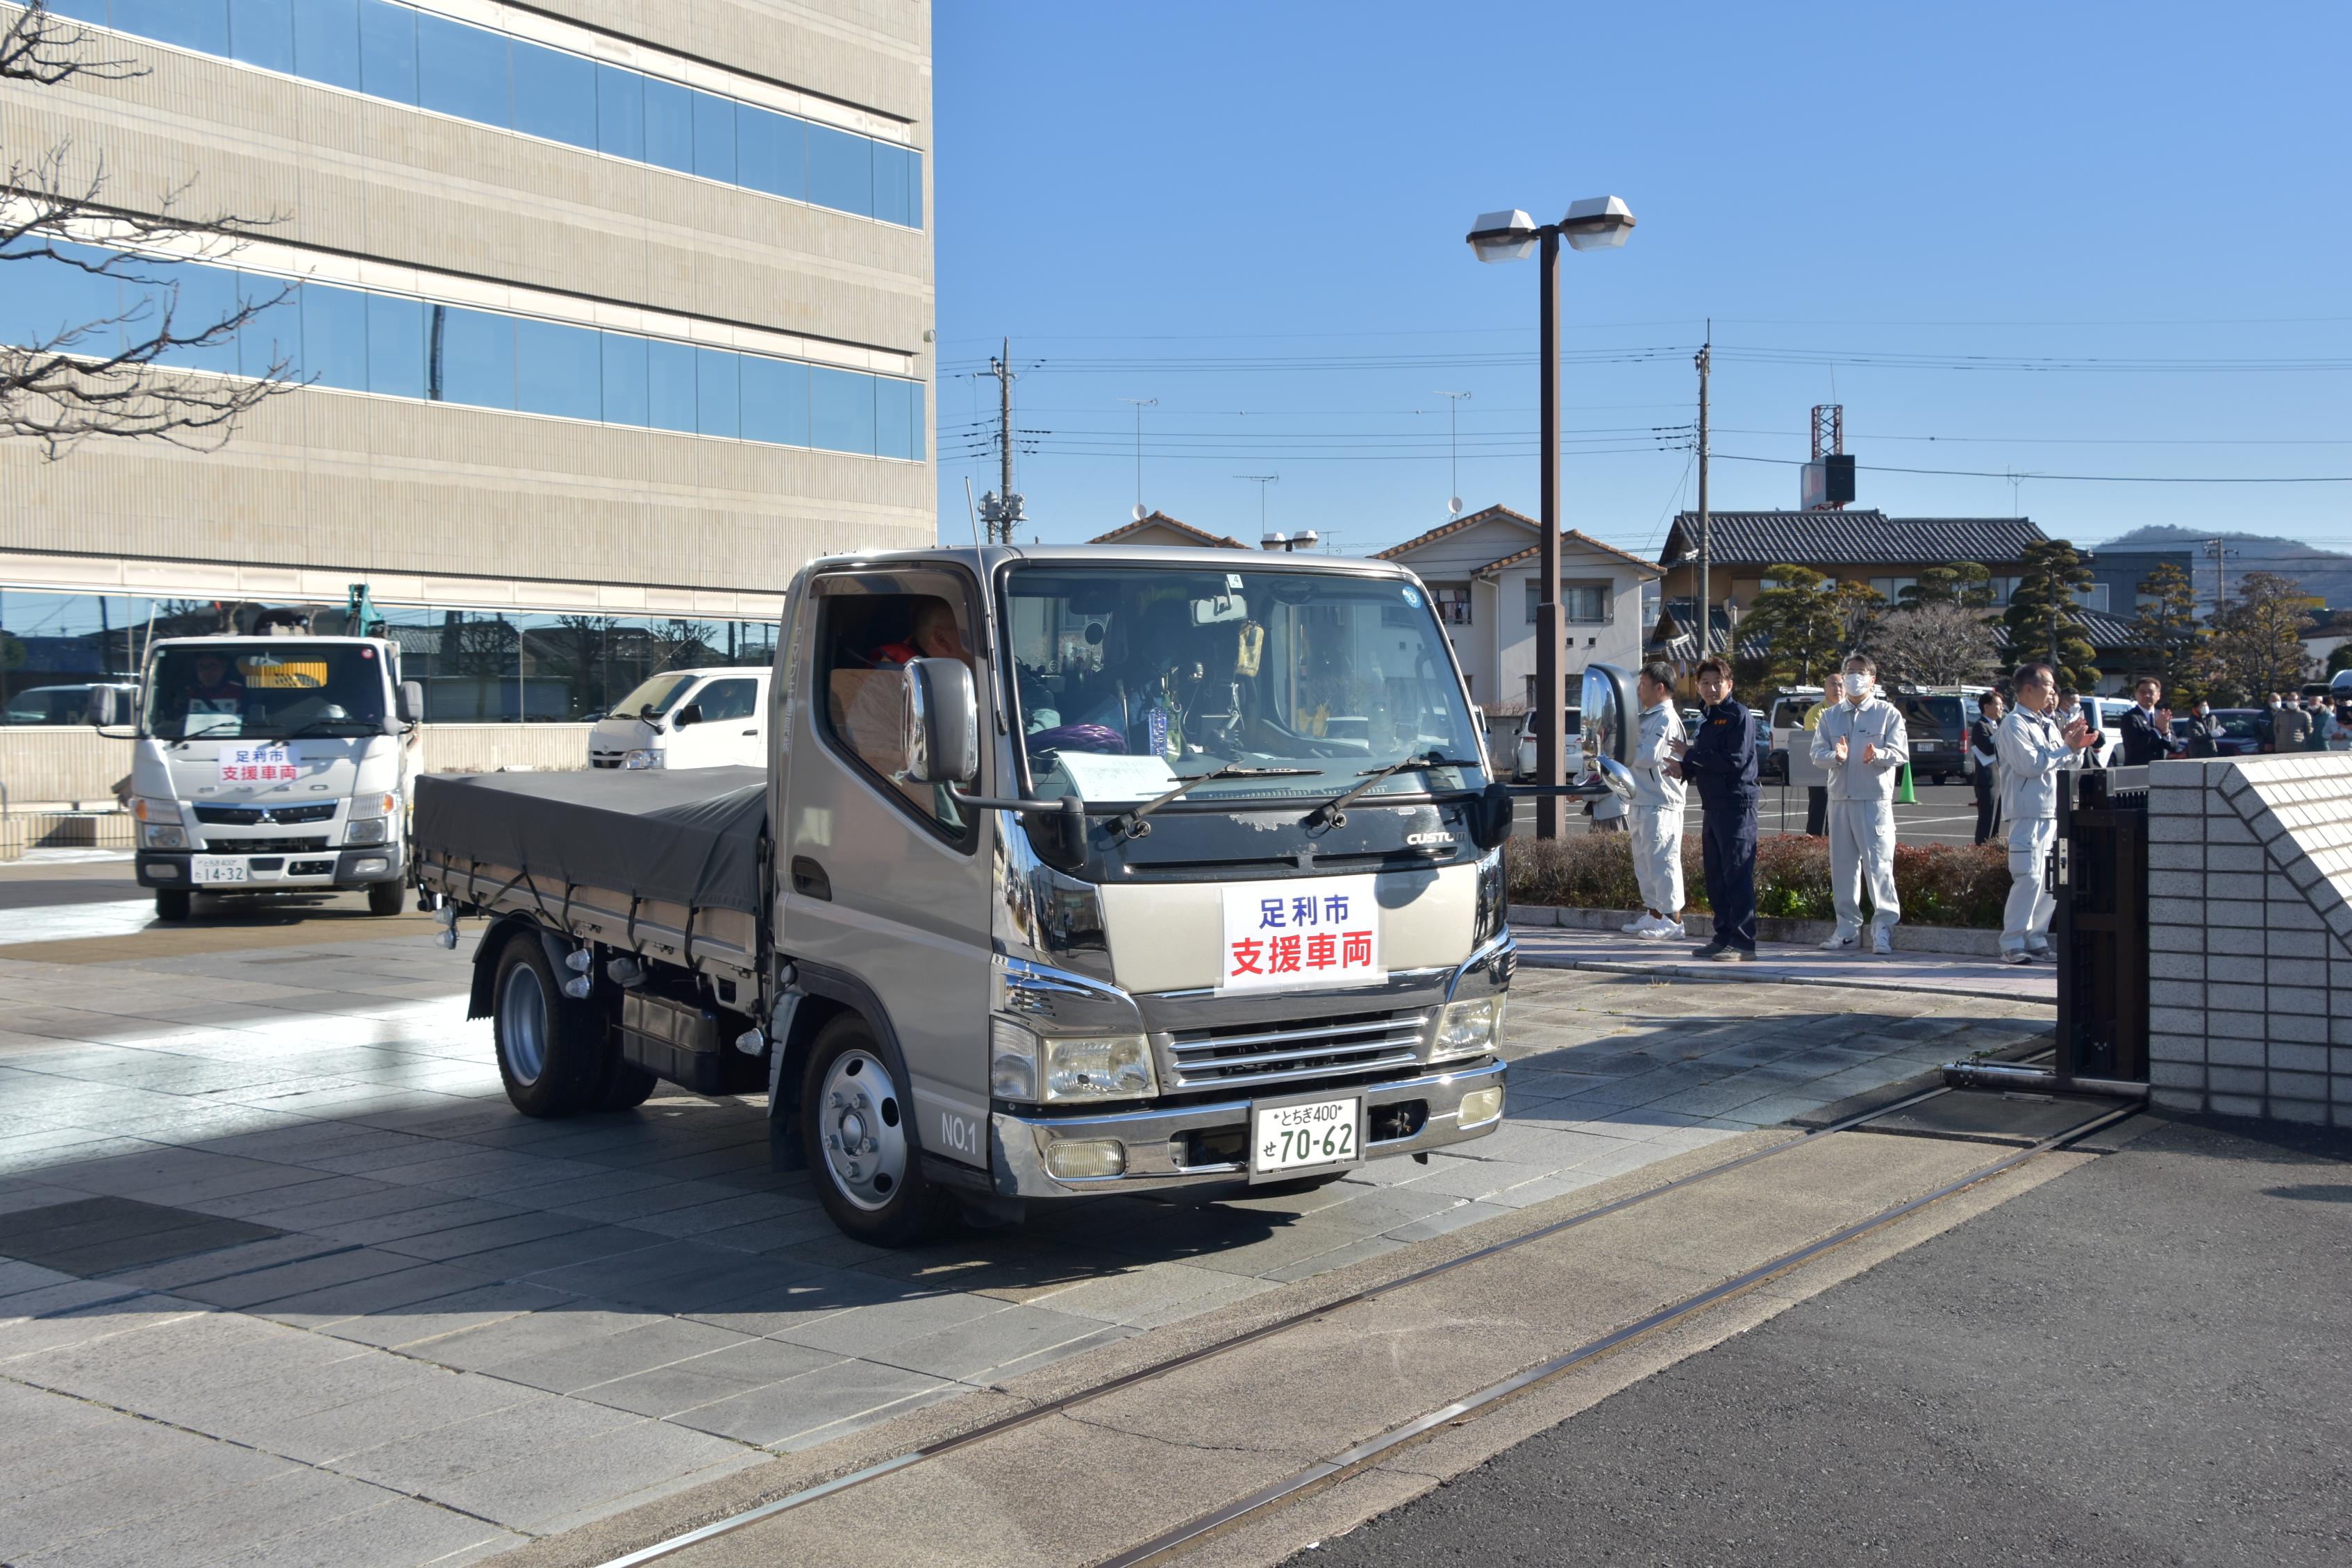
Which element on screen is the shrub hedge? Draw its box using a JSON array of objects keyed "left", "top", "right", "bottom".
[{"left": 1504, "top": 831, "right": 2012, "bottom": 928}]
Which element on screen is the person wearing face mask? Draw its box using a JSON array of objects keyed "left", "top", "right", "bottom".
[
  {"left": 2180, "top": 699, "right": 2221, "bottom": 759},
  {"left": 1809, "top": 654, "right": 1908, "bottom": 956}
]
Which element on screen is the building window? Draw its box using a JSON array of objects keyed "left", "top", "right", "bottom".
[
  {"left": 1, "top": 242, "right": 926, "bottom": 459},
  {"left": 49, "top": 0, "right": 923, "bottom": 229},
  {"left": 1524, "top": 581, "right": 1609, "bottom": 624},
  {"left": 1433, "top": 585, "right": 1471, "bottom": 626},
  {"left": 0, "top": 588, "right": 782, "bottom": 725},
  {"left": 1868, "top": 576, "right": 1917, "bottom": 602}
]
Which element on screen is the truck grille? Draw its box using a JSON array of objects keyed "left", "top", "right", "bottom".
[
  {"left": 194, "top": 803, "right": 337, "bottom": 825},
  {"left": 1164, "top": 1010, "right": 1428, "bottom": 1093},
  {"left": 203, "top": 836, "right": 331, "bottom": 853}
]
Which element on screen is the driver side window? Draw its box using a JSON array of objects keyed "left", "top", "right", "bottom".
[{"left": 812, "top": 580, "right": 977, "bottom": 843}]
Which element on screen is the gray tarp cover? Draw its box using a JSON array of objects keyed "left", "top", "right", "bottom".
[{"left": 414, "top": 767, "right": 767, "bottom": 915}]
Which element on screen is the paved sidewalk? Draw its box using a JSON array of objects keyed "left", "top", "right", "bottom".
[
  {"left": 1296, "top": 1115, "right": 2352, "bottom": 1568},
  {"left": 0, "top": 918, "right": 2054, "bottom": 1567},
  {"left": 1515, "top": 924, "right": 2055, "bottom": 1003}
]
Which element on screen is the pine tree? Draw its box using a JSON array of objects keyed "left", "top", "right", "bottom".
[
  {"left": 1737, "top": 565, "right": 1883, "bottom": 688},
  {"left": 2208, "top": 572, "right": 2317, "bottom": 703},
  {"left": 2002, "top": 540, "right": 2099, "bottom": 689},
  {"left": 2124, "top": 560, "right": 2209, "bottom": 702},
  {"left": 1899, "top": 562, "right": 1994, "bottom": 610}
]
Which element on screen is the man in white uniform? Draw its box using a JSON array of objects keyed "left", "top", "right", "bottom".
[
  {"left": 1997, "top": 660, "right": 2096, "bottom": 964},
  {"left": 1621, "top": 660, "right": 1688, "bottom": 939},
  {"left": 1810, "top": 654, "right": 1908, "bottom": 956}
]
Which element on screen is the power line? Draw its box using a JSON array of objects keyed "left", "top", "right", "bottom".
[{"left": 1712, "top": 452, "right": 2352, "bottom": 483}]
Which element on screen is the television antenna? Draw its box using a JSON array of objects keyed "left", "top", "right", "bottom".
[
  {"left": 1437, "top": 390, "right": 1472, "bottom": 515},
  {"left": 1235, "top": 474, "right": 1279, "bottom": 538},
  {"left": 1117, "top": 396, "right": 1157, "bottom": 522}
]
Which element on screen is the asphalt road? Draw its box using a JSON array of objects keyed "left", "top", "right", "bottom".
[
  {"left": 1289, "top": 1115, "right": 2352, "bottom": 1568},
  {"left": 1515, "top": 781, "right": 1996, "bottom": 845}
]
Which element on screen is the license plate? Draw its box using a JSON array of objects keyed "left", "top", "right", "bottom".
[
  {"left": 1252, "top": 1096, "right": 1360, "bottom": 1176},
  {"left": 192, "top": 856, "right": 249, "bottom": 885}
]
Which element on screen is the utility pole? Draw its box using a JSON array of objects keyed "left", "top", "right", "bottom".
[
  {"left": 2203, "top": 537, "right": 2235, "bottom": 619},
  {"left": 978, "top": 339, "right": 1024, "bottom": 544},
  {"left": 1694, "top": 326, "right": 1711, "bottom": 672}
]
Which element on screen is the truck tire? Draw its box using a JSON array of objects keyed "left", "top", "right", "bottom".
[
  {"left": 366, "top": 881, "right": 406, "bottom": 916},
  {"left": 593, "top": 1058, "right": 659, "bottom": 1112},
  {"left": 154, "top": 888, "right": 192, "bottom": 922},
  {"left": 492, "top": 937, "right": 604, "bottom": 1117},
  {"left": 799, "top": 1013, "right": 953, "bottom": 1246}
]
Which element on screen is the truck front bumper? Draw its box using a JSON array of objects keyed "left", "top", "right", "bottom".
[
  {"left": 137, "top": 844, "right": 406, "bottom": 891},
  {"left": 988, "top": 1057, "right": 1507, "bottom": 1199}
]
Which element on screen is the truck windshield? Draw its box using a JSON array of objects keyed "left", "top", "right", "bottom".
[
  {"left": 609, "top": 672, "right": 699, "bottom": 720},
  {"left": 1002, "top": 567, "right": 1484, "bottom": 805},
  {"left": 144, "top": 642, "right": 387, "bottom": 740}
]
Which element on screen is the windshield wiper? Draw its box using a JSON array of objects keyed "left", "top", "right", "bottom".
[
  {"left": 1310, "top": 752, "right": 1485, "bottom": 828},
  {"left": 277, "top": 718, "right": 381, "bottom": 740},
  {"left": 1112, "top": 762, "right": 1324, "bottom": 840}
]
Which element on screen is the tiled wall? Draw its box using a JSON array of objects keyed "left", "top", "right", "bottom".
[{"left": 2146, "top": 754, "right": 2352, "bottom": 1126}]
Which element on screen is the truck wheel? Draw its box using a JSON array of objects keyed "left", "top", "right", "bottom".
[
  {"left": 594, "top": 1058, "right": 659, "bottom": 1112},
  {"left": 800, "top": 1015, "right": 953, "bottom": 1246},
  {"left": 492, "top": 938, "right": 602, "bottom": 1117},
  {"left": 367, "top": 881, "right": 406, "bottom": 916},
  {"left": 154, "top": 888, "right": 192, "bottom": 922}
]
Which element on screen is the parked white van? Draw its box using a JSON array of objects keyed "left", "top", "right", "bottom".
[{"left": 589, "top": 667, "right": 769, "bottom": 771}]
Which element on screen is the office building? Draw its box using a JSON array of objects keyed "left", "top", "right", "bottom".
[{"left": 0, "top": 0, "right": 933, "bottom": 795}]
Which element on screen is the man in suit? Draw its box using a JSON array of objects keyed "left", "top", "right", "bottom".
[
  {"left": 1666, "top": 656, "right": 1759, "bottom": 962},
  {"left": 2118, "top": 676, "right": 2180, "bottom": 767},
  {"left": 1969, "top": 690, "right": 2004, "bottom": 844}
]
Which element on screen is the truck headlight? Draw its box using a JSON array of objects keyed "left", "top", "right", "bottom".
[
  {"left": 1430, "top": 995, "right": 1505, "bottom": 1062},
  {"left": 990, "top": 1019, "right": 1158, "bottom": 1103},
  {"left": 139, "top": 824, "right": 187, "bottom": 849},
  {"left": 344, "top": 816, "right": 390, "bottom": 845},
  {"left": 622, "top": 749, "right": 664, "bottom": 769}
]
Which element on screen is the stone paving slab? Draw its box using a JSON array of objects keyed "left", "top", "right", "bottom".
[
  {"left": 0, "top": 915, "right": 2053, "bottom": 1567},
  {"left": 1515, "top": 924, "right": 2056, "bottom": 1002}
]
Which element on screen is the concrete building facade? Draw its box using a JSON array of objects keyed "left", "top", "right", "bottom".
[{"left": 0, "top": 0, "right": 933, "bottom": 793}]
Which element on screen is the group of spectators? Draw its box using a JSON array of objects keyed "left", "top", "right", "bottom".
[{"left": 1604, "top": 656, "right": 2181, "bottom": 969}]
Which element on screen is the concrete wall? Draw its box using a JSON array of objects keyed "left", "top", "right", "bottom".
[{"left": 2147, "top": 753, "right": 2352, "bottom": 1128}]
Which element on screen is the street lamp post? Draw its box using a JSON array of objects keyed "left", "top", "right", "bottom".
[{"left": 1465, "top": 197, "right": 1635, "bottom": 837}]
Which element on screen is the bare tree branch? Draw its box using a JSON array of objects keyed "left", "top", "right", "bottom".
[
  {"left": 1, "top": 0, "right": 145, "bottom": 86},
  {"left": 1, "top": 2, "right": 299, "bottom": 458}
]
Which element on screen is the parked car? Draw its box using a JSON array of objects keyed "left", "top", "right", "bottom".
[
  {"left": 1512, "top": 708, "right": 1580, "bottom": 779},
  {"left": 1762, "top": 688, "right": 1826, "bottom": 783},
  {"left": 588, "top": 667, "right": 769, "bottom": 770},
  {"left": 4, "top": 681, "right": 139, "bottom": 726},
  {"left": 1890, "top": 687, "right": 1992, "bottom": 785}
]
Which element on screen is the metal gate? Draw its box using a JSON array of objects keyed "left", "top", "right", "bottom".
[{"left": 2053, "top": 765, "right": 2150, "bottom": 1086}]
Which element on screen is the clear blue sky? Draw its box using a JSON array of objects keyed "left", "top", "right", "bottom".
[{"left": 932, "top": 1, "right": 2350, "bottom": 562}]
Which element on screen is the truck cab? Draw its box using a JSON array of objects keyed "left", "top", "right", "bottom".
[
  {"left": 105, "top": 635, "right": 423, "bottom": 921},
  {"left": 418, "top": 547, "right": 1637, "bottom": 1244},
  {"left": 588, "top": 666, "right": 770, "bottom": 771}
]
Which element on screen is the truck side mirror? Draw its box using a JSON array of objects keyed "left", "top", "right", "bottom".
[
  {"left": 1578, "top": 663, "right": 1635, "bottom": 769},
  {"left": 673, "top": 703, "right": 703, "bottom": 728},
  {"left": 396, "top": 681, "right": 424, "bottom": 724},
  {"left": 903, "top": 658, "right": 979, "bottom": 786},
  {"left": 87, "top": 687, "right": 119, "bottom": 727},
  {"left": 1469, "top": 781, "right": 1515, "bottom": 850}
]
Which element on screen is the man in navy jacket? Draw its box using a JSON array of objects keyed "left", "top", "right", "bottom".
[
  {"left": 1667, "top": 655, "right": 1759, "bottom": 960},
  {"left": 2118, "top": 676, "right": 2179, "bottom": 767}
]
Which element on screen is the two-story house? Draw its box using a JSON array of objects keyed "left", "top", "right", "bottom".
[{"left": 1375, "top": 506, "right": 1660, "bottom": 710}]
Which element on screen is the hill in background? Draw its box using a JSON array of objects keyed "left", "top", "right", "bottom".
[{"left": 2100, "top": 526, "right": 2352, "bottom": 611}]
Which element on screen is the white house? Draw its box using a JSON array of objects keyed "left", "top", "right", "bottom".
[{"left": 1375, "top": 506, "right": 1660, "bottom": 711}]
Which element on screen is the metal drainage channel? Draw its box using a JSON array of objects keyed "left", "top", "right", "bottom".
[{"left": 592, "top": 1083, "right": 2132, "bottom": 1568}]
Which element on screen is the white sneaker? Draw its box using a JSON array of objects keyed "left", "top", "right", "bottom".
[
  {"left": 1999, "top": 949, "right": 2032, "bottom": 967},
  {"left": 1621, "top": 915, "right": 1656, "bottom": 935},
  {"left": 1871, "top": 926, "right": 1894, "bottom": 956},
  {"left": 1638, "top": 919, "right": 1685, "bottom": 941},
  {"left": 1819, "top": 930, "right": 1859, "bottom": 951}
]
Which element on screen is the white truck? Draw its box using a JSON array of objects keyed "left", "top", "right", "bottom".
[
  {"left": 588, "top": 667, "right": 770, "bottom": 771},
  {"left": 94, "top": 633, "right": 423, "bottom": 921},
  {"left": 412, "top": 546, "right": 1636, "bottom": 1244}
]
